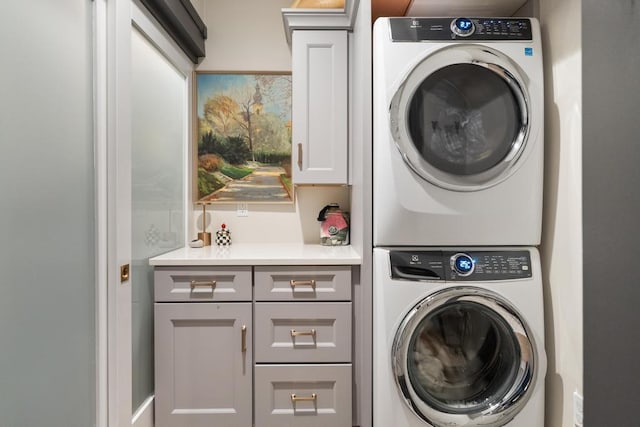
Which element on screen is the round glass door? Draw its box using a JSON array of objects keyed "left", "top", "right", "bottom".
[
  {"left": 392, "top": 288, "right": 537, "bottom": 426},
  {"left": 390, "top": 45, "right": 530, "bottom": 191}
]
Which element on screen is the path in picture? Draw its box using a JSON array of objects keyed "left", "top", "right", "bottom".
[{"left": 200, "top": 164, "right": 290, "bottom": 202}]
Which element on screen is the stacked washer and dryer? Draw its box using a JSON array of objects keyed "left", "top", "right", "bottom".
[{"left": 372, "top": 16, "right": 546, "bottom": 427}]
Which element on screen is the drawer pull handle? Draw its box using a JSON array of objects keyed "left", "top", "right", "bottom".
[
  {"left": 190, "top": 280, "right": 216, "bottom": 290},
  {"left": 289, "top": 279, "right": 316, "bottom": 288},
  {"left": 291, "top": 393, "right": 317, "bottom": 403},
  {"left": 241, "top": 325, "right": 247, "bottom": 353},
  {"left": 297, "top": 143, "right": 303, "bottom": 170},
  {"left": 290, "top": 328, "right": 316, "bottom": 338}
]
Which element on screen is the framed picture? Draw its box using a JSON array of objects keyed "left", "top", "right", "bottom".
[{"left": 194, "top": 71, "right": 293, "bottom": 203}]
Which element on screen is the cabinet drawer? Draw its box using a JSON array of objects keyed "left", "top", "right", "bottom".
[
  {"left": 254, "top": 266, "right": 351, "bottom": 301},
  {"left": 154, "top": 266, "right": 251, "bottom": 302},
  {"left": 254, "top": 364, "right": 352, "bottom": 427},
  {"left": 254, "top": 302, "right": 351, "bottom": 363}
]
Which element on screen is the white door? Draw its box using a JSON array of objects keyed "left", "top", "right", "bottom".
[
  {"left": 1, "top": 1, "right": 96, "bottom": 426},
  {"left": 154, "top": 303, "right": 253, "bottom": 427},
  {"left": 103, "top": 1, "right": 193, "bottom": 425},
  {"left": 292, "top": 30, "right": 349, "bottom": 184}
]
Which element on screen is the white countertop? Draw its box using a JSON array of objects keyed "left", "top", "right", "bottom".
[{"left": 149, "top": 243, "right": 362, "bottom": 266}]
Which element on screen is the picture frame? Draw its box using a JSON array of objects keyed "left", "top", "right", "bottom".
[{"left": 194, "top": 71, "right": 293, "bottom": 204}]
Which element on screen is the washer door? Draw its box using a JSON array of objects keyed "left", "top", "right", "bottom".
[
  {"left": 392, "top": 287, "right": 537, "bottom": 426},
  {"left": 390, "top": 45, "right": 531, "bottom": 191}
]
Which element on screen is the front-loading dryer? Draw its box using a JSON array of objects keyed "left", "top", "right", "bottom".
[
  {"left": 373, "top": 247, "right": 546, "bottom": 427},
  {"left": 373, "top": 17, "right": 544, "bottom": 246}
]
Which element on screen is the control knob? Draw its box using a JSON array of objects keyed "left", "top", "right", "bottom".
[
  {"left": 451, "top": 253, "right": 475, "bottom": 276},
  {"left": 451, "top": 17, "right": 475, "bottom": 37}
]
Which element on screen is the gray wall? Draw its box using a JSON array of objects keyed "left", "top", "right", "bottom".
[
  {"left": 583, "top": 1, "right": 640, "bottom": 424},
  {"left": 0, "top": 2, "right": 96, "bottom": 426}
]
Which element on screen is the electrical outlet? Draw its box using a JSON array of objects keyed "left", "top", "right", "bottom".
[
  {"left": 236, "top": 203, "right": 249, "bottom": 217},
  {"left": 573, "top": 390, "right": 584, "bottom": 427}
]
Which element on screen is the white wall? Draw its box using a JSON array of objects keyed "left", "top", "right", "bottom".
[
  {"left": 189, "top": 0, "right": 350, "bottom": 244},
  {"left": 194, "top": 0, "right": 292, "bottom": 70},
  {"left": 539, "top": 0, "right": 583, "bottom": 425}
]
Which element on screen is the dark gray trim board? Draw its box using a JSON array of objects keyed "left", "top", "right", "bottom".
[
  {"left": 583, "top": 1, "right": 640, "bottom": 425},
  {"left": 139, "top": 0, "right": 207, "bottom": 63}
]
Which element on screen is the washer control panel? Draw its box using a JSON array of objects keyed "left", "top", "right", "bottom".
[
  {"left": 390, "top": 250, "right": 532, "bottom": 281},
  {"left": 390, "top": 17, "right": 533, "bottom": 42},
  {"left": 446, "top": 250, "right": 532, "bottom": 281}
]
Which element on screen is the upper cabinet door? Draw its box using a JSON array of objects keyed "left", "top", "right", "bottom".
[{"left": 292, "top": 30, "right": 348, "bottom": 184}]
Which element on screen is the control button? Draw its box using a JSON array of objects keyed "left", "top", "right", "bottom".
[
  {"left": 451, "top": 253, "right": 475, "bottom": 276},
  {"left": 451, "top": 17, "right": 475, "bottom": 37}
]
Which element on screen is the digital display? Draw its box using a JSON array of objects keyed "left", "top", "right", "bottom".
[
  {"left": 456, "top": 18, "right": 472, "bottom": 31},
  {"left": 454, "top": 254, "right": 474, "bottom": 274},
  {"left": 457, "top": 258, "right": 472, "bottom": 271}
]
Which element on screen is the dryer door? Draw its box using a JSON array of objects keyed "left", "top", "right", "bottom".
[
  {"left": 392, "top": 287, "right": 537, "bottom": 426},
  {"left": 390, "top": 45, "right": 531, "bottom": 191}
]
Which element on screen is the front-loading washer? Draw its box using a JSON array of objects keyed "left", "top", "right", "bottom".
[
  {"left": 373, "top": 247, "right": 546, "bottom": 427},
  {"left": 373, "top": 17, "right": 544, "bottom": 246}
]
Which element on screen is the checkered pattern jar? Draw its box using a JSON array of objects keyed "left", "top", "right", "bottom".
[{"left": 215, "top": 224, "right": 231, "bottom": 246}]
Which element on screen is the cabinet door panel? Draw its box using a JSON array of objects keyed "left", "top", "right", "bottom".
[
  {"left": 155, "top": 303, "right": 252, "bottom": 427},
  {"left": 254, "top": 266, "right": 351, "bottom": 301},
  {"left": 255, "top": 364, "right": 352, "bottom": 427},
  {"left": 154, "top": 266, "right": 252, "bottom": 302},
  {"left": 254, "top": 302, "right": 351, "bottom": 363},
  {"left": 292, "top": 30, "right": 348, "bottom": 184}
]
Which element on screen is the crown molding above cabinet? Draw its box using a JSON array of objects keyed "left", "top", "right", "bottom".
[{"left": 281, "top": 0, "right": 359, "bottom": 45}]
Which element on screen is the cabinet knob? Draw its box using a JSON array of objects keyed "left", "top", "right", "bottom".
[
  {"left": 289, "top": 279, "right": 316, "bottom": 288},
  {"left": 241, "top": 325, "right": 247, "bottom": 353},
  {"left": 190, "top": 280, "right": 216, "bottom": 290},
  {"left": 291, "top": 393, "right": 317, "bottom": 403},
  {"left": 290, "top": 328, "right": 316, "bottom": 338}
]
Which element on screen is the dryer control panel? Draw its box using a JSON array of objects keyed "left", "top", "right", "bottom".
[
  {"left": 389, "top": 17, "right": 533, "bottom": 42},
  {"left": 390, "top": 250, "right": 532, "bottom": 281}
]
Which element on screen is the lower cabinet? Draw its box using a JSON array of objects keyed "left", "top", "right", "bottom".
[
  {"left": 154, "top": 302, "right": 252, "bottom": 427},
  {"left": 154, "top": 265, "right": 352, "bottom": 427}
]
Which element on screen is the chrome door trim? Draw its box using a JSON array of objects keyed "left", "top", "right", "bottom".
[
  {"left": 389, "top": 44, "right": 531, "bottom": 192},
  {"left": 392, "top": 286, "right": 537, "bottom": 426}
]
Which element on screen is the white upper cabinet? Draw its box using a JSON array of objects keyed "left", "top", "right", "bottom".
[{"left": 292, "top": 30, "right": 348, "bottom": 184}]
